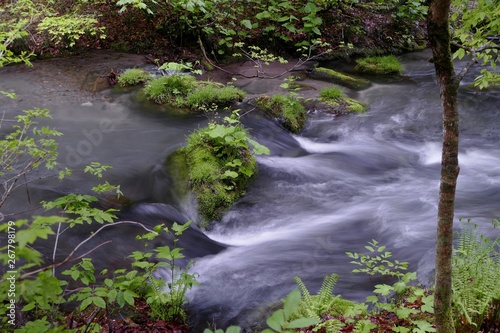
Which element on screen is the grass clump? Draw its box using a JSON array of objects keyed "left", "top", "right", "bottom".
[
  {"left": 186, "top": 85, "right": 246, "bottom": 111},
  {"left": 179, "top": 112, "right": 270, "bottom": 224},
  {"left": 255, "top": 94, "right": 307, "bottom": 133},
  {"left": 117, "top": 68, "right": 152, "bottom": 86},
  {"left": 354, "top": 55, "right": 403, "bottom": 75},
  {"left": 143, "top": 75, "right": 197, "bottom": 104},
  {"left": 143, "top": 74, "right": 246, "bottom": 112},
  {"left": 319, "top": 86, "right": 344, "bottom": 100}
]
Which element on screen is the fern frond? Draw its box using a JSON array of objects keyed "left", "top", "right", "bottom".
[
  {"left": 318, "top": 273, "right": 338, "bottom": 304},
  {"left": 294, "top": 276, "right": 312, "bottom": 303}
]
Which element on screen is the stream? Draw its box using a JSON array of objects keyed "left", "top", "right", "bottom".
[{"left": 1, "top": 50, "right": 499, "bottom": 330}]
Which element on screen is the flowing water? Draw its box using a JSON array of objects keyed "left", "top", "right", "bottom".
[{"left": 1, "top": 50, "right": 499, "bottom": 330}]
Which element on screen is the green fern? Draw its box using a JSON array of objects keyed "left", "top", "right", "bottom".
[
  {"left": 293, "top": 274, "right": 355, "bottom": 319},
  {"left": 452, "top": 220, "right": 500, "bottom": 332}
]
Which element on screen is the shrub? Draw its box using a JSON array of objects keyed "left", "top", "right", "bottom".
[
  {"left": 117, "top": 68, "right": 152, "bottom": 86},
  {"left": 355, "top": 55, "right": 403, "bottom": 75}
]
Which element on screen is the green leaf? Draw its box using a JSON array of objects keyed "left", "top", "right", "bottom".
[
  {"left": 93, "top": 296, "right": 106, "bottom": 309},
  {"left": 226, "top": 326, "right": 241, "bottom": 333},
  {"left": 267, "top": 309, "right": 285, "bottom": 331},
  {"left": 223, "top": 170, "right": 239, "bottom": 178},
  {"left": 421, "top": 295, "right": 434, "bottom": 313},
  {"left": 304, "top": 2, "right": 317, "bottom": 13},
  {"left": 172, "top": 221, "right": 191, "bottom": 235},
  {"left": 413, "top": 320, "right": 436, "bottom": 333},
  {"left": 122, "top": 290, "right": 136, "bottom": 306},
  {"left": 80, "top": 297, "right": 93, "bottom": 310},
  {"left": 248, "top": 138, "right": 270, "bottom": 155},
  {"left": 287, "top": 317, "right": 320, "bottom": 328},
  {"left": 374, "top": 284, "right": 392, "bottom": 296},
  {"left": 241, "top": 19, "right": 252, "bottom": 29},
  {"left": 22, "top": 302, "right": 35, "bottom": 311},
  {"left": 256, "top": 11, "right": 271, "bottom": 20},
  {"left": 283, "top": 289, "right": 301, "bottom": 318}
]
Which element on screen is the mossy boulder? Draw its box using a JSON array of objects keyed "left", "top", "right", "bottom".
[
  {"left": 143, "top": 75, "right": 246, "bottom": 112},
  {"left": 309, "top": 67, "right": 371, "bottom": 90},
  {"left": 354, "top": 55, "right": 403, "bottom": 75},
  {"left": 308, "top": 86, "right": 368, "bottom": 114},
  {"left": 169, "top": 116, "right": 268, "bottom": 225},
  {"left": 254, "top": 94, "right": 307, "bottom": 133}
]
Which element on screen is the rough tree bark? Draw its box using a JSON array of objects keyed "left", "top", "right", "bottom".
[{"left": 427, "top": 1, "right": 459, "bottom": 332}]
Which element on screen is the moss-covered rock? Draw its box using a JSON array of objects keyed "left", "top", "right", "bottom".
[
  {"left": 312, "top": 86, "right": 368, "bottom": 114},
  {"left": 169, "top": 116, "right": 268, "bottom": 225},
  {"left": 186, "top": 85, "right": 246, "bottom": 111},
  {"left": 143, "top": 75, "right": 246, "bottom": 112},
  {"left": 354, "top": 55, "right": 402, "bottom": 75},
  {"left": 309, "top": 67, "right": 371, "bottom": 90},
  {"left": 254, "top": 94, "right": 307, "bottom": 133}
]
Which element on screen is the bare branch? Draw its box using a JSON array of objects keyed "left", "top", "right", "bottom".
[{"left": 20, "top": 220, "right": 158, "bottom": 279}]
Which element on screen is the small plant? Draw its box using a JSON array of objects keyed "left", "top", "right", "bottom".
[
  {"left": 293, "top": 273, "right": 356, "bottom": 319},
  {"left": 346, "top": 239, "right": 409, "bottom": 279},
  {"left": 354, "top": 55, "right": 403, "bottom": 75},
  {"left": 346, "top": 241, "right": 435, "bottom": 332},
  {"left": 451, "top": 220, "right": 500, "bottom": 332},
  {"left": 117, "top": 68, "right": 152, "bottom": 86},
  {"left": 262, "top": 289, "right": 320, "bottom": 333},
  {"left": 319, "top": 86, "right": 344, "bottom": 100}
]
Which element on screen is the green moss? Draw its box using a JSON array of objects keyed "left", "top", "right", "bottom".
[
  {"left": 143, "top": 75, "right": 197, "bottom": 104},
  {"left": 186, "top": 84, "right": 246, "bottom": 111},
  {"left": 177, "top": 118, "right": 263, "bottom": 224},
  {"left": 255, "top": 94, "right": 307, "bottom": 133},
  {"left": 311, "top": 67, "right": 371, "bottom": 89},
  {"left": 345, "top": 98, "right": 367, "bottom": 113},
  {"left": 318, "top": 86, "right": 368, "bottom": 114},
  {"left": 142, "top": 75, "right": 246, "bottom": 112},
  {"left": 166, "top": 151, "right": 190, "bottom": 199},
  {"left": 354, "top": 55, "right": 403, "bottom": 75},
  {"left": 117, "top": 68, "right": 152, "bottom": 86}
]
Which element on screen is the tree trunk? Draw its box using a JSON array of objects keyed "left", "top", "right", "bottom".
[{"left": 427, "top": 1, "right": 459, "bottom": 332}]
